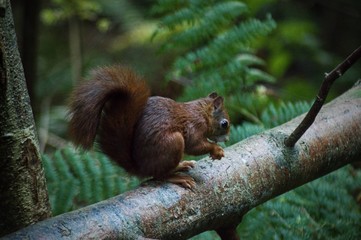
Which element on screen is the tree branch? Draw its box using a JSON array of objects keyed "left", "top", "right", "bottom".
[
  {"left": 4, "top": 82, "right": 361, "bottom": 239},
  {"left": 284, "top": 45, "right": 361, "bottom": 147}
]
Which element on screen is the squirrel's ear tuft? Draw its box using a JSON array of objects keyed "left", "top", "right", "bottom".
[
  {"left": 213, "top": 96, "right": 224, "bottom": 111},
  {"left": 208, "top": 92, "right": 218, "bottom": 99}
]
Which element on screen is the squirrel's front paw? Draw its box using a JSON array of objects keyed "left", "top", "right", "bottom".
[{"left": 210, "top": 145, "right": 224, "bottom": 160}]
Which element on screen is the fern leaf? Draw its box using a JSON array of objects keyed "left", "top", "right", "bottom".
[
  {"left": 42, "top": 154, "right": 59, "bottom": 183},
  {"left": 246, "top": 68, "right": 276, "bottom": 84},
  {"left": 169, "top": 2, "right": 248, "bottom": 47},
  {"left": 237, "top": 166, "right": 361, "bottom": 239},
  {"left": 161, "top": 8, "right": 198, "bottom": 30},
  {"left": 151, "top": 0, "right": 185, "bottom": 15},
  {"left": 261, "top": 101, "right": 311, "bottom": 128},
  {"left": 43, "top": 147, "right": 140, "bottom": 215},
  {"left": 174, "top": 16, "right": 276, "bottom": 73},
  {"left": 52, "top": 178, "right": 79, "bottom": 215},
  {"left": 228, "top": 123, "right": 265, "bottom": 144},
  {"left": 53, "top": 150, "right": 74, "bottom": 180},
  {"left": 62, "top": 148, "right": 93, "bottom": 201}
]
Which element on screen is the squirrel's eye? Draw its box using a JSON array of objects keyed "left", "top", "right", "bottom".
[{"left": 220, "top": 119, "right": 229, "bottom": 129}]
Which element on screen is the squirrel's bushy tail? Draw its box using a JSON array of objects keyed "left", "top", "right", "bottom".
[{"left": 69, "top": 65, "right": 150, "bottom": 173}]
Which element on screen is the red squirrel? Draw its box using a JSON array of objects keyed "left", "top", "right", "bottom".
[{"left": 68, "top": 65, "right": 230, "bottom": 188}]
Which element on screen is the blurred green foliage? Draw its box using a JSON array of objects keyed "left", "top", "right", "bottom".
[
  {"left": 40, "top": 0, "right": 143, "bottom": 30},
  {"left": 41, "top": 0, "right": 101, "bottom": 24}
]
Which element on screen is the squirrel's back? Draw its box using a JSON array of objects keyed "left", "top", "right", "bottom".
[
  {"left": 68, "top": 65, "right": 150, "bottom": 173},
  {"left": 69, "top": 65, "right": 230, "bottom": 182}
]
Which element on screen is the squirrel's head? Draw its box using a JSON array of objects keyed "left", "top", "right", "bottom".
[{"left": 207, "top": 92, "right": 230, "bottom": 143}]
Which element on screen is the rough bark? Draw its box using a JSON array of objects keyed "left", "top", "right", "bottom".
[
  {"left": 4, "top": 81, "right": 361, "bottom": 239},
  {"left": 0, "top": 0, "right": 51, "bottom": 236}
]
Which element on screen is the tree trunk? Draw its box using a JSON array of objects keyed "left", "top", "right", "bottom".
[
  {"left": 3, "top": 81, "right": 361, "bottom": 239},
  {"left": 0, "top": 0, "right": 51, "bottom": 236}
]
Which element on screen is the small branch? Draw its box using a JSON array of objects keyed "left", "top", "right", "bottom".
[{"left": 284, "top": 45, "right": 361, "bottom": 147}]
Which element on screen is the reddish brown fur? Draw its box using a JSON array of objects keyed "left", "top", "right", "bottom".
[
  {"left": 69, "top": 65, "right": 150, "bottom": 173},
  {"left": 132, "top": 96, "right": 229, "bottom": 178},
  {"left": 69, "top": 65, "right": 230, "bottom": 182}
]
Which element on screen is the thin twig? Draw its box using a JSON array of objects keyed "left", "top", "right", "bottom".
[{"left": 284, "top": 45, "right": 361, "bottom": 148}]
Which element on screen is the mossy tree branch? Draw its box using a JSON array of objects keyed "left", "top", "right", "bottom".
[
  {"left": 0, "top": 0, "right": 51, "bottom": 236},
  {"left": 4, "top": 81, "right": 361, "bottom": 239}
]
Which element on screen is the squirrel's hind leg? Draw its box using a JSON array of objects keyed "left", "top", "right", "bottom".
[
  {"left": 136, "top": 131, "right": 185, "bottom": 178},
  {"left": 147, "top": 131, "right": 196, "bottom": 188},
  {"left": 174, "top": 160, "right": 196, "bottom": 172},
  {"left": 165, "top": 160, "right": 196, "bottom": 189},
  {"left": 162, "top": 160, "right": 196, "bottom": 189},
  {"left": 166, "top": 173, "right": 196, "bottom": 189}
]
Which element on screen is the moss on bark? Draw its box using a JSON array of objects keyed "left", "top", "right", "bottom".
[{"left": 0, "top": 0, "right": 51, "bottom": 236}]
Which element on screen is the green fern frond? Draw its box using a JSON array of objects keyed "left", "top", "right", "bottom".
[
  {"left": 42, "top": 154, "right": 59, "bottom": 183},
  {"left": 228, "top": 123, "right": 265, "bottom": 145},
  {"left": 165, "top": 2, "right": 248, "bottom": 47},
  {"left": 227, "top": 100, "right": 312, "bottom": 145},
  {"left": 152, "top": 0, "right": 196, "bottom": 17},
  {"left": 173, "top": 16, "right": 276, "bottom": 74},
  {"left": 261, "top": 101, "right": 311, "bottom": 128},
  {"left": 245, "top": 68, "right": 275, "bottom": 85},
  {"left": 237, "top": 166, "right": 361, "bottom": 239},
  {"left": 43, "top": 151, "right": 80, "bottom": 215},
  {"left": 51, "top": 178, "right": 79, "bottom": 216},
  {"left": 153, "top": 1, "right": 276, "bottom": 124},
  {"left": 237, "top": 53, "right": 266, "bottom": 66},
  {"left": 43, "top": 147, "right": 140, "bottom": 215},
  {"left": 160, "top": 8, "right": 197, "bottom": 30},
  {"left": 52, "top": 150, "right": 73, "bottom": 180},
  {"left": 226, "top": 91, "right": 271, "bottom": 123},
  {"left": 62, "top": 148, "right": 93, "bottom": 201}
]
